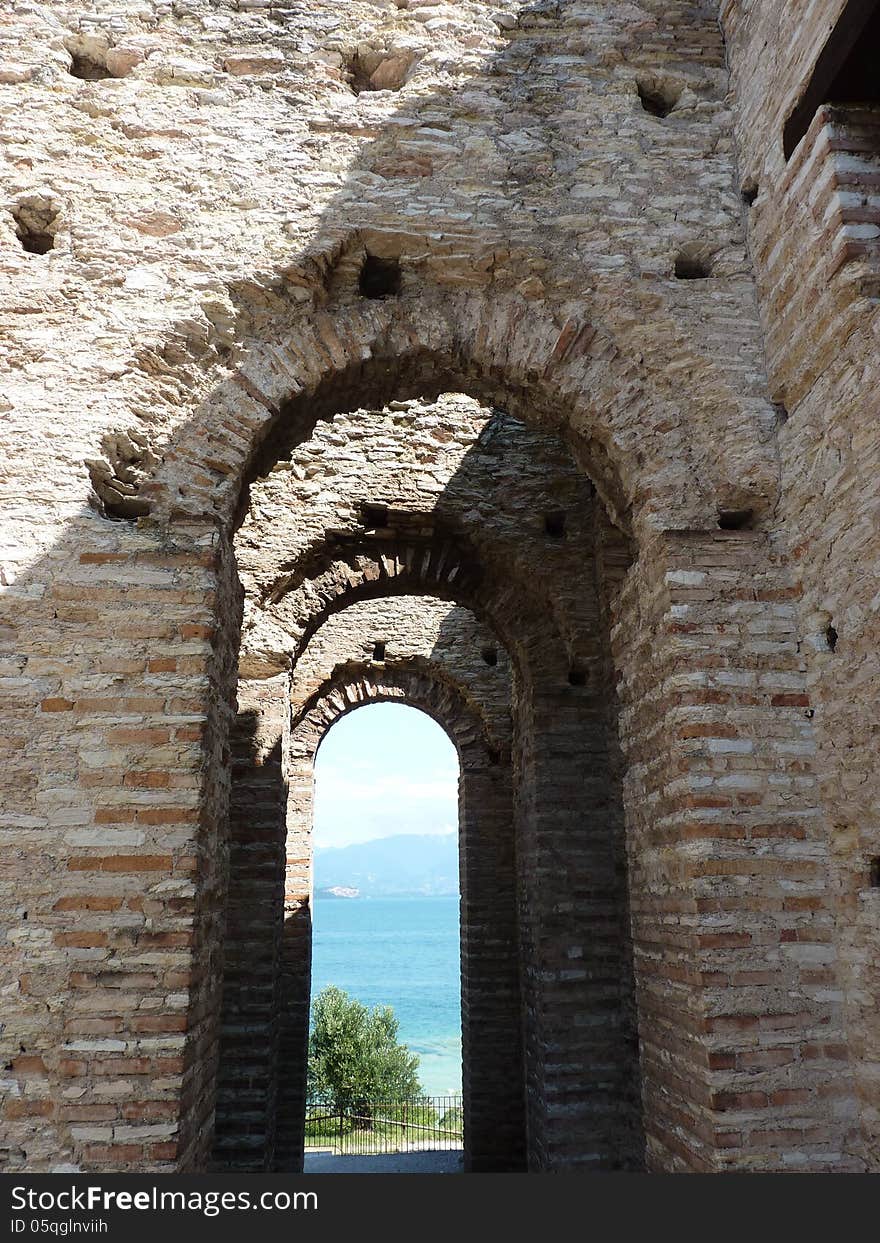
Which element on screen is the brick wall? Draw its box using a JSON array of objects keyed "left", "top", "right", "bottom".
[
  {"left": 2, "top": 0, "right": 875, "bottom": 1176},
  {"left": 724, "top": 0, "right": 880, "bottom": 1168},
  {"left": 610, "top": 530, "right": 856, "bottom": 1170},
  {"left": 212, "top": 677, "right": 288, "bottom": 1172}
]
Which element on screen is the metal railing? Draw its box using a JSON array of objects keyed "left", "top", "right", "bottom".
[{"left": 304, "top": 1095, "right": 463, "bottom": 1155}]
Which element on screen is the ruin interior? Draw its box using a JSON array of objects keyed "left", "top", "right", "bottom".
[{"left": 1, "top": 0, "right": 879, "bottom": 1173}]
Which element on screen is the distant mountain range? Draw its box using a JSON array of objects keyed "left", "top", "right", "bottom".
[{"left": 314, "top": 833, "right": 458, "bottom": 898}]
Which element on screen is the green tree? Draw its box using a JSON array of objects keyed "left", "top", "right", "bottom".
[{"left": 307, "top": 986, "right": 422, "bottom": 1123}]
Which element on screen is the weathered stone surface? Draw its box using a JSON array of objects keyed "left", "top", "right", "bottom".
[{"left": 0, "top": 0, "right": 877, "bottom": 1176}]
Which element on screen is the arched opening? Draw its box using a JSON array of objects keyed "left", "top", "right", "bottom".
[
  {"left": 213, "top": 649, "right": 527, "bottom": 1173},
  {"left": 38, "top": 284, "right": 825, "bottom": 1179},
  {"left": 3, "top": 0, "right": 860, "bottom": 1180},
  {"left": 10, "top": 314, "right": 831, "bottom": 1174},
  {"left": 211, "top": 388, "right": 637, "bottom": 1174},
  {"left": 131, "top": 286, "right": 776, "bottom": 540},
  {"left": 307, "top": 702, "right": 463, "bottom": 1170}
]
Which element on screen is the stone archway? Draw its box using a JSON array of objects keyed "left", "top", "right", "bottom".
[
  {"left": 75, "top": 285, "right": 795, "bottom": 1174},
  {"left": 23, "top": 351, "right": 848, "bottom": 1176},
  {"left": 3, "top": 0, "right": 873, "bottom": 1181},
  {"left": 94, "top": 287, "right": 778, "bottom": 541},
  {"left": 228, "top": 438, "right": 646, "bottom": 1174},
  {"left": 213, "top": 658, "right": 525, "bottom": 1173}
]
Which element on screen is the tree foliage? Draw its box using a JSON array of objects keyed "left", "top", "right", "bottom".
[{"left": 307, "top": 986, "right": 422, "bottom": 1118}]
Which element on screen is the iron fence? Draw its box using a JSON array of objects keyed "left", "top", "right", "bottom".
[{"left": 304, "top": 1095, "right": 463, "bottom": 1155}]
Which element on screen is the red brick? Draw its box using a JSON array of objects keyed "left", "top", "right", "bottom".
[
  {"left": 54, "top": 931, "right": 108, "bottom": 948},
  {"left": 53, "top": 896, "right": 122, "bottom": 912}
]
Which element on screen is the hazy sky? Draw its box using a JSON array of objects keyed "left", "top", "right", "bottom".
[{"left": 313, "top": 702, "right": 460, "bottom": 849}]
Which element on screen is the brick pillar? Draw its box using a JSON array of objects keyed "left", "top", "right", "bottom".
[
  {"left": 513, "top": 658, "right": 642, "bottom": 1171},
  {"left": 458, "top": 744, "right": 525, "bottom": 1171},
  {"left": 13, "top": 528, "right": 242, "bottom": 1173},
  {"left": 272, "top": 731, "right": 314, "bottom": 1171},
  {"left": 611, "top": 529, "right": 857, "bottom": 1172},
  {"left": 212, "top": 676, "right": 289, "bottom": 1171}
]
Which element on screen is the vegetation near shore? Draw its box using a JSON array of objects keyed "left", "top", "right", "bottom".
[{"left": 307, "top": 985, "right": 422, "bottom": 1117}]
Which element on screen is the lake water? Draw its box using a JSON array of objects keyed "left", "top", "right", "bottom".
[{"left": 310, "top": 895, "right": 462, "bottom": 1097}]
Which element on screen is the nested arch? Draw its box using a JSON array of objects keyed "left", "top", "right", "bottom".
[
  {"left": 295, "top": 661, "right": 509, "bottom": 767},
  {"left": 133, "top": 288, "right": 777, "bottom": 541},
  {"left": 214, "top": 367, "right": 644, "bottom": 1174},
  {"left": 171, "top": 251, "right": 794, "bottom": 1176},
  {"left": 276, "top": 657, "right": 526, "bottom": 1172},
  {"left": 253, "top": 537, "right": 583, "bottom": 688},
  {"left": 287, "top": 595, "right": 513, "bottom": 755}
]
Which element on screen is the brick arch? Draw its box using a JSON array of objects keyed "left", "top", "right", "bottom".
[
  {"left": 292, "top": 662, "right": 500, "bottom": 761},
  {"left": 264, "top": 535, "right": 482, "bottom": 621},
  {"left": 256, "top": 536, "right": 582, "bottom": 683},
  {"left": 293, "top": 659, "right": 509, "bottom": 764},
  {"left": 133, "top": 287, "right": 778, "bottom": 541},
  {"left": 5, "top": 0, "right": 866, "bottom": 1183},
  {"left": 294, "top": 659, "right": 524, "bottom": 1171},
  {"left": 215, "top": 654, "right": 526, "bottom": 1173},
  {"left": 297, "top": 659, "right": 524, "bottom": 1171}
]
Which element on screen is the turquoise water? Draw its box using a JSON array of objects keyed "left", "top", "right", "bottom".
[{"left": 310, "top": 896, "right": 462, "bottom": 1097}]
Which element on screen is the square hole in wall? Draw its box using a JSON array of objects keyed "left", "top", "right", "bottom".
[
  {"left": 718, "top": 508, "right": 754, "bottom": 530},
  {"left": 12, "top": 202, "right": 58, "bottom": 255},
  {"left": 544, "top": 511, "right": 566, "bottom": 539},
  {"left": 69, "top": 53, "right": 112, "bottom": 80},
  {"left": 372, "top": 641, "right": 386, "bottom": 662},
  {"left": 675, "top": 251, "right": 712, "bottom": 280},
  {"left": 359, "top": 254, "right": 401, "bottom": 299},
  {"left": 637, "top": 78, "right": 680, "bottom": 118},
  {"left": 361, "top": 502, "right": 388, "bottom": 529}
]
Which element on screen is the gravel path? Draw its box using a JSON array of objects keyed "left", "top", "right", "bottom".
[{"left": 303, "top": 1150, "right": 464, "bottom": 1174}]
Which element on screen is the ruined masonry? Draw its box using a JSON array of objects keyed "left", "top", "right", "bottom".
[{"left": 1, "top": 0, "right": 879, "bottom": 1174}]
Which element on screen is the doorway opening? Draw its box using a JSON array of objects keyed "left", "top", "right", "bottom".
[
  {"left": 214, "top": 388, "right": 635, "bottom": 1175},
  {"left": 306, "top": 703, "right": 463, "bottom": 1169}
]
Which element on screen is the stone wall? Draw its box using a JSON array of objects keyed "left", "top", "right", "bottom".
[
  {"left": 722, "top": 0, "right": 880, "bottom": 1168},
  {"left": 0, "top": 0, "right": 876, "bottom": 1175}
]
